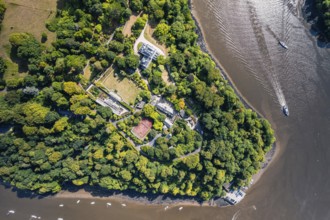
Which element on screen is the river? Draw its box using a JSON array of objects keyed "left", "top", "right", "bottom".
[{"left": 1, "top": 0, "right": 330, "bottom": 219}]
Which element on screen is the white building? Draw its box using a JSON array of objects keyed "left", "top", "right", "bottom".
[
  {"left": 138, "top": 43, "right": 160, "bottom": 69},
  {"left": 224, "top": 189, "right": 246, "bottom": 205},
  {"left": 156, "top": 102, "right": 174, "bottom": 117},
  {"left": 96, "top": 98, "right": 128, "bottom": 116}
]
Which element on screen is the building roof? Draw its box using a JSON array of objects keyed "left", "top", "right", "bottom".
[
  {"left": 96, "top": 98, "right": 128, "bottom": 116},
  {"left": 224, "top": 189, "right": 246, "bottom": 205},
  {"left": 156, "top": 102, "right": 174, "bottom": 116},
  {"left": 164, "top": 118, "right": 174, "bottom": 128},
  {"left": 136, "top": 101, "right": 146, "bottom": 109},
  {"left": 179, "top": 109, "right": 185, "bottom": 118},
  {"left": 185, "top": 117, "right": 196, "bottom": 129},
  {"left": 140, "top": 56, "right": 152, "bottom": 69},
  {"left": 150, "top": 96, "right": 160, "bottom": 106},
  {"left": 138, "top": 43, "right": 160, "bottom": 69}
]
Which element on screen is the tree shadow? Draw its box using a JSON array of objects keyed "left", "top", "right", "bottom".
[
  {"left": 62, "top": 183, "right": 205, "bottom": 205},
  {"left": 302, "top": 0, "right": 330, "bottom": 48},
  {"left": 0, "top": 180, "right": 229, "bottom": 206},
  {"left": 0, "top": 181, "right": 48, "bottom": 200},
  {"left": 56, "top": 0, "right": 66, "bottom": 10},
  {"left": 9, "top": 47, "right": 28, "bottom": 73}
]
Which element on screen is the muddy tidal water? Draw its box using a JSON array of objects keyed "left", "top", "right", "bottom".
[{"left": 1, "top": 0, "right": 330, "bottom": 219}]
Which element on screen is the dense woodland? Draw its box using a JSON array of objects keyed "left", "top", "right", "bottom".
[
  {"left": 316, "top": 0, "right": 330, "bottom": 38},
  {"left": 0, "top": 0, "right": 275, "bottom": 200}
]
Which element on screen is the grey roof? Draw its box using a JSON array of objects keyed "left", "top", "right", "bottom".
[
  {"left": 156, "top": 102, "right": 174, "bottom": 116},
  {"left": 138, "top": 43, "right": 160, "bottom": 69},
  {"left": 179, "top": 110, "right": 185, "bottom": 118},
  {"left": 136, "top": 101, "right": 146, "bottom": 109}
]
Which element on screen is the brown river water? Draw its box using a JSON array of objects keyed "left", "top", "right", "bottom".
[{"left": 1, "top": 0, "right": 330, "bottom": 219}]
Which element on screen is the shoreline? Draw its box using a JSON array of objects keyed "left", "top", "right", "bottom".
[
  {"left": 53, "top": 182, "right": 231, "bottom": 207},
  {"left": 188, "top": 0, "right": 264, "bottom": 118},
  {"left": 188, "top": 0, "right": 278, "bottom": 186},
  {"left": 53, "top": 0, "right": 278, "bottom": 207}
]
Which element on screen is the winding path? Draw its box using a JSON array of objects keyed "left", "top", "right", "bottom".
[{"left": 175, "top": 147, "right": 201, "bottom": 161}]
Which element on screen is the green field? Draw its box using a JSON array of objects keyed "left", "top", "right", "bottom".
[{"left": 100, "top": 68, "right": 141, "bottom": 104}]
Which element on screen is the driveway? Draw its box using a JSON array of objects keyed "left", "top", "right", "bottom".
[{"left": 133, "top": 24, "right": 166, "bottom": 57}]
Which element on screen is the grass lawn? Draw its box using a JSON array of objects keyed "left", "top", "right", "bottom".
[
  {"left": 0, "top": 0, "right": 57, "bottom": 58},
  {"left": 100, "top": 68, "right": 141, "bottom": 104}
]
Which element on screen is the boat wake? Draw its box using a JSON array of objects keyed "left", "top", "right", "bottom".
[
  {"left": 231, "top": 205, "right": 257, "bottom": 220},
  {"left": 247, "top": 1, "right": 288, "bottom": 110},
  {"left": 231, "top": 210, "right": 241, "bottom": 220}
]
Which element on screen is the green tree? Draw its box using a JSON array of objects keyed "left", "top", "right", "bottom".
[
  {"left": 125, "top": 54, "right": 139, "bottom": 70},
  {"left": 63, "top": 82, "right": 82, "bottom": 95}
]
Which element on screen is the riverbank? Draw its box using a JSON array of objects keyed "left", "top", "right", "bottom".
[
  {"left": 189, "top": 0, "right": 278, "bottom": 185},
  {"left": 53, "top": 143, "right": 277, "bottom": 208},
  {"left": 54, "top": 186, "right": 229, "bottom": 207}
]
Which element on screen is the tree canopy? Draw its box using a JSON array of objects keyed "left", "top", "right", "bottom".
[{"left": 0, "top": 0, "right": 275, "bottom": 201}]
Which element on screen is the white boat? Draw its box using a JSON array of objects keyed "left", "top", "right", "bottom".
[
  {"left": 279, "top": 41, "right": 288, "bottom": 49},
  {"left": 7, "top": 210, "right": 15, "bottom": 215},
  {"left": 106, "top": 202, "right": 112, "bottom": 207},
  {"left": 121, "top": 203, "right": 126, "bottom": 207},
  {"left": 90, "top": 201, "right": 95, "bottom": 205},
  {"left": 178, "top": 207, "right": 183, "bottom": 211},
  {"left": 76, "top": 200, "right": 80, "bottom": 204},
  {"left": 283, "top": 105, "right": 289, "bottom": 116},
  {"left": 59, "top": 204, "right": 64, "bottom": 207}
]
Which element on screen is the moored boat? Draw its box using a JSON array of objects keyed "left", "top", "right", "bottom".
[{"left": 279, "top": 41, "right": 288, "bottom": 49}]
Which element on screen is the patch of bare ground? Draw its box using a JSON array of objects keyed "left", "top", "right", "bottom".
[
  {"left": 83, "top": 61, "right": 92, "bottom": 81},
  {"left": 159, "top": 65, "right": 173, "bottom": 86},
  {"left": 162, "top": 69, "right": 172, "bottom": 85},
  {"left": 122, "top": 13, "right": 141, "bottom": 37}
]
